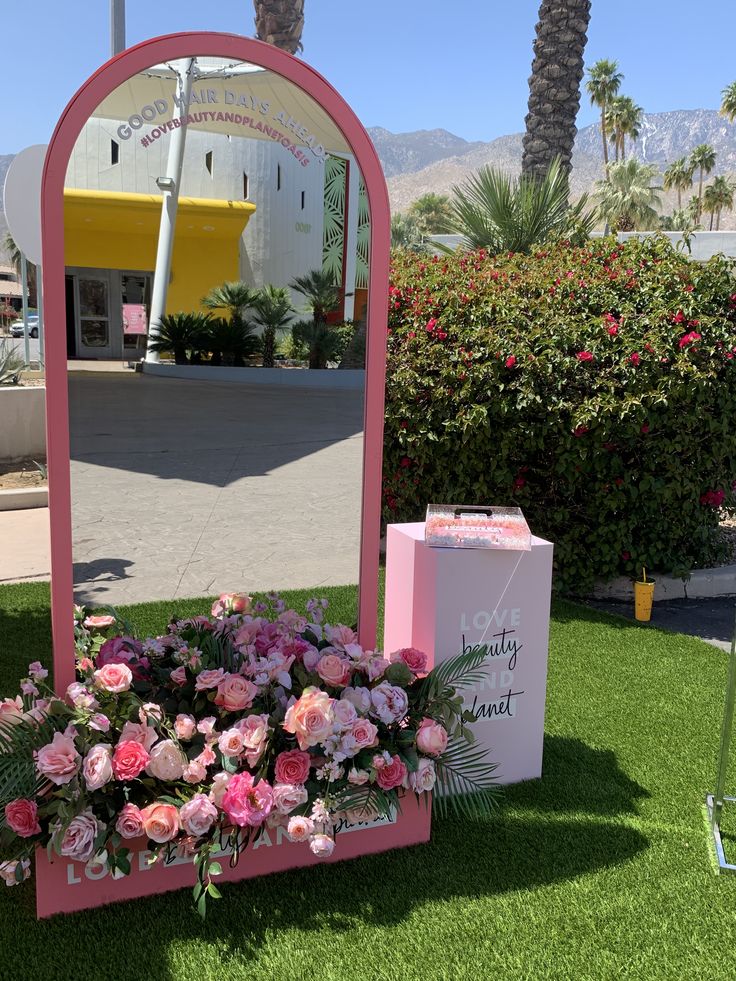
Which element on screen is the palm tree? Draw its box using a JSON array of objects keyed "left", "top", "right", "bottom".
[
  {"left": 289, "top": 269, "right": 343, "bottom": 368},
  {"left": 585, "top": 59, "right": 623, "bottom": 168},
  {"left": 204, "top": 317, "right": 261, "bottom": 366},
  {"left": 147, "top": 312, "right": 212, "bottom": 365},
  {"left": 252, "top": 0, "right": 304, "bottom": 53},
  {"left": 720, "top": 82, "right": 736, "bottom": 122},
  {"left": 663, "top": 158, "right": 694, "bottom": 210},
  {"left": 708, "top": 175, "right": 734, "bottom": 230},
  {"left": 703, "top": 184, "right": 719, "bottom": 230},
  {"left": 251, "top": 285, "right": 294, "bottom": 368},
  {"left": 450, "top": 156, "right": 597, "bottom": 254},
  {"left": 689, "top": 144, "right": 717, "bottom": 221},
  {"left": 407, "top": 193, "right": 455, "bottom": 234},
  {"left": 595, "top": 159, "right": 662, "bottom": 232},
  {"left": 391, "top": 213, "right": 424, "bottom": 249},
  {"left": 202, "top": 281, "right": 255, "bottom": 331},
  {"left": 605, "top": 96, "right": 642, "bottom": 161},
  {"left": 521, "top": 0, "right": 592, "bottom": 180}
]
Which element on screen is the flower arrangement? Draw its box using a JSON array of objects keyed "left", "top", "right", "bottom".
[{"left": 0, "top": 593, "right": 497, "bottom": 915}]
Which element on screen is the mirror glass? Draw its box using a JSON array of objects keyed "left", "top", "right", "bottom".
[{"left": 63, "top": 56, "right": 369, "bottom": 608}]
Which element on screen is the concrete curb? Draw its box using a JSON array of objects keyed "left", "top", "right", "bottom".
[
  {"left": 0, "top": 487, "right": 48, "bottom": 511},
  {"left": 142, "top": 363, "right": 366, "bottom": 390},
  {"left": 589, "top": 565, "right": 736, "bottom": 602}
]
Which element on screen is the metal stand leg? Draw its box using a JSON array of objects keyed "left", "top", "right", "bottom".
[{"left": 706, "top": 607, "right": 736, "bottom": 871}]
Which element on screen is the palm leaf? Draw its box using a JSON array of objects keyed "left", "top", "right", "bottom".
[
  {"left": 433, "top": 736, "right": 501, "bottom": 820},
  {"left": 0, "top": 709, "right": 69, "bottom": 808},
  {"left": 331, "top": 783, "right": 397, "bottom": 822},
  {"left": 417, "top": 644, "right": 492, "bottom": 709}
]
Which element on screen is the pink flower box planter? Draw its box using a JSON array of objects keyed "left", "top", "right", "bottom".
[{"left": 35, "top": 795, "right": 430, "bottom": 917}]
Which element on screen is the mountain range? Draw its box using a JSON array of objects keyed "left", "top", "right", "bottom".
[{"left": 3, "top": 108, "right": 736, "bottom": 254}]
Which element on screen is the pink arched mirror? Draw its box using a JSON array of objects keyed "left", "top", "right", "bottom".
[{"left": 41, "top": 33, "right": 390, "bottom": 694}]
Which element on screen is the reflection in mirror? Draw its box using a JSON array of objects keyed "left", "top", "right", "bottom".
[{"left": 63, "top": 57, "right": 370, "bottom": 609}]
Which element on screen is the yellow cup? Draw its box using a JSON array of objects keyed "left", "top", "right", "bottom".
[{"left": 634, "top": 580, "right": 655, "bottom": 621}]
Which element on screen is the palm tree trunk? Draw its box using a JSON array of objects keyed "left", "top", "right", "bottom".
[
  {"left": 698, "top": 169, "right": 704, "bottom": 220},
  {"left": 262, "top": 328, "right": 275, "bottom": 368},
  {"left": 601, "top": 109, "right": 609, "bottom": 167},
  {"left": 717, "top": 208, "right": 722, "bottom": 231},
  {"left": 620, "top": 131, "right": 626, "bottom": 161},
  {"left": 521, "top": 0, "right": 592, "bottom": 180},
  {"left": 677, "top": 187, "right": 682, "bottom": 210},
  {"left": 709, "top": 210, "right": 715, "bottom": 230},
  {"left": 253, "top": 0, "right": 305, "bottom": 53}
]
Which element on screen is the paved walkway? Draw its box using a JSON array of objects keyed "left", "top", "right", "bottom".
[
  {"left": 2, "top": 372, "right": 365, "bottom": 607},
  {"left": 587, "top": 597, "right": 736, "bottom": 652}
]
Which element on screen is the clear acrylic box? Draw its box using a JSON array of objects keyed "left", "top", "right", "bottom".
[{"left": 425, "top": 505, "right": 532, "bottom": 551}]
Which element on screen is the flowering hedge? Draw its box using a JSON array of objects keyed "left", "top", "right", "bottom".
[
  {"left": 0, "top": 594, "right": 496, "bottom": 913},
  {"left": 384, "top": 236, "right": 736, "bottom": 591}
]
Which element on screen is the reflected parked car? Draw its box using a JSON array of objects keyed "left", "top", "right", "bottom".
[{"left": 10, "top": 316, "right": 39, "bottom": 338}]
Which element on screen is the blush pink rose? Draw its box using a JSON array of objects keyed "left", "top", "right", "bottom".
[
  {"left": 83, "top": 614, "right": 116, "bottom": 630},
  {"left": 209, "top": 771, "right": 232, "bottom": 806},
  {"left": 316, "top": 654, "right": 352, "bottom": 688},
  {"left": 286, "top": 815, "right": 314, "bottom": 842},
  {"left": 195, "top": 668, "right": 226, "bottom": 691},
  {"left": 0, "top": 858, "right": 31, "bottom": 886},
  {"left": 390, "top": 646, "right": 428, "bottom": 674},
  {"left": 140, "top": 802, "right": 180, "bottom": 843},
  {"left": 416, "top": 718, "right": 448, "bottom": 757},
  {"left": 0, "top": 696, "right": 23, "bottom": 721},
  {"left": 115, "top": 802, "right": 145, "bottom": 839},
  {"left": 274, "top": 749, "right": 311, "bottom": 785},
  {"left": 119, "top": 721, "right": 158, "bottom": 751},
  {"left": 65, "top": 682, "right": 98, "bottom": 710},
  {"left": 174, "top": 714, "right": 197, "bottom": 740},
  {"left": 183, "top": 760, "right": 207, "bottom": 784},
  {"left": 309, "top": 833, "right": 335, "bottom": 857},
  {"left": 351, "top": 718, "right": 379, "bottom": 750},
  {"left": 234, "top": 714, "right": 271, "bottom": 767},
  {"left": 324, "top": 624, "right": 358, "bottom": 648},
  {"left": 82, "top": 744, "right": 113, "bottom": 791},
  {"left": 408, "top": 757, "right": 436, "bottom": 793},
  {"left": 218, "top": 728, "right": 245, "bottom": 758},
  {"left": 170, "top": 666, "right": 188, "bottom": 686},
  {"left": 35, "top": 731, "right": 80, "bottom": 786},
  {"left": 146, "top": 739, "right": 186, "bottom": 781},
  {"left": 271, "top": 783, "right": 308, "bottom": 815},
  {"left": 214, "top": 674, "right": 258, "bottom": 713},
  {"left": 222, "top": 772, "right": 273, "bottom": 827},
  {"left": 283, "top": 687, "right": 334, "bottom": 750},
  {"left": 112, "top": 740, "right": 150, "bottom": 780},
  {"left": 375, "top": 754, "right": 408, "bottom": 790},
  {"left": 211, "top": 592, "right": 251, "bottom": 617},
  {"left": 89, "top": 713, "right": 110, "bottom": 733},
  {"left": 58, "top": 810, "right": 101, "bottom": 861},
  {"left": 93, "top": 662, "right": 133, "bottom": 693},
  {"left": 4, "top": 799, "right": 41, "bottom": 837},
  {"left": 179, "top": 794, "right": 218, "bottom": 837},
  {"left": 332, "top": 699, "right": 358, "bottom": 727}
]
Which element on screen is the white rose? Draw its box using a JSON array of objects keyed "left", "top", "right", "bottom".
[
  {"left": 272, "top": 783, "right": 309, "bottom": 815},
  {"left": 82, "top": 744, "right": 113, "bottom": 791},
  {"left": 408, "top": 757, "right": 436, "bottom": 793},
  {"left": 145, "top": 739, "right": 186, "bottom": 781}
]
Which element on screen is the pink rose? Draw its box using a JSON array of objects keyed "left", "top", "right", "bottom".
[
  {"left": 351, "top": 718, "right": 379, "bottom": 750},
  {"left": 89, "top": 713, "right": 110, "bottom": 732},
  {"left": 286, "top": 815, "right": 314, "bottom": 842},
  {"left": 83, "top": 614, "right": 116, "bottom": 630},
  {"left": 416, "top": 718, "right": 448, "bottom": 757},
  {"left": 146, "top": 739, "right": 186, "bottom": 781},
  {"left": 316, "top": 653, "right": 352, "bottom": 688},
  {"left": 119, "top": 721, "right": 158, "bottom": 750},
  {"left": 140, "top": 802, "right": 180, "bottom": 843},
  {"left": 0, "top": 696, "right": 24, "bottom": 721},
  {"left": 324, "top": 624, "right": 358, "bottom": 648},
  {"left": 283, "top": 687, "right": 335, "bottom": 750},
  {"left": 347, "top": 767, "right": 370, "bottom": 785},
  {"left": 274, "top": 749, "right": 311, "bottom": 785},
  {"left": 179, "top": 794, "right": 218, "bottom": 837},
  {"left": 174, "top": 714, "right": 197, "bottom": 740},
  {"left": 170, "top": 666, "right": 188, "bottom": 686},
  {"left": 195, "top": 668, "right": 226, "bottom": 691},
  {"left": 139, "top": 703, "right": 164, "bottom": 725},
  {"left": 366, "top": 656, "right": 389, "bottom": 682},
  {"left": 183, "top": 760, "right": 207, "bottom": 785},
  {"left": 58, "top": 810, "right": 100, "bottom": 861},
  {"left": 197, "top": 745, "right": 216, "bottom": 767},
  {"left": 211, "top": 592, "right": 251, "bottom": 617},
  {"left": 94, "top": 662, "right": 132, "bottom": 693},
  {"left": 197, "top": 717, "right": 218, "bottom": 739},
  {"left": 333, "top": 700, "right": 358, "bottom": 727},
  {"left": 35, "top": 731, "right": 80, "bottom": 786},
  {"left": 65, "top": 682, "right": 98, "bottom": 710},
  {"left": 375, "top": 754, "right": 408, "bottom": 790},
  {"left": 96, "top": 636, "right": 149, "bottom": 681},
  {"left": 390, "top": 647, "right": 428, "bottom": 675},
  {"left": 309, "top": 833, "right": 335, "bottom": 857},
  {"left": 218, "top": 728, "right": 245, "bottom": 758},
  {"left": 214, "top": 674, "right": 258, "bottom": 712},
  {"left": 112, "top": 740, "right": 151, "bottom": 780},
  {"left": 408, "top": 757, "right": 436, "bottom": 793},
  {"left": 272, "top": 783, "right": 308, "bottom": 815},
  {"left": 209, "top": 771, "right": 232, "bottom": 806},
  {"left": 234, "top": 714, "right": 271, "bottom": 767},
  {"left": 4, "top": 799, "right": 41, "bottom": 837},
  {"left": 115, "top": 802, "right": 145, "bottom": 839},
  {"left": 341, "top": 687, "right": 371, "bottom": 714},
  {"left": 222, "top": 772, "right": 273, "bottom": 827},
  {"left": 82, "top": 744, "right": 113, "bottom": 791}
]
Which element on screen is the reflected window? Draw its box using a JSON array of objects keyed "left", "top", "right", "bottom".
[
  {"left": 110, "top": 139, "right": 119, "bottom": 165},
  {"left": 78, "top": 279, "right": 107, "bottom": 317},
  {"left": 80, "top": 320, "right": 109, "bottom": 347},
  {"left": 205, "top": 150, "right": 213, "bottom": 176},
  {"left": 277, "top": 163, "right": 281, "bottom": 191},
  {"left": 301, "top": 190, "right": 305, "bottom": 210},
  {"left": 243, "top": 172, "right": 249, "bottom": 199}
]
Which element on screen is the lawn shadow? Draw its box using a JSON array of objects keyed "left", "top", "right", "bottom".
[{"left": 507, "top": 734, "right": 650, "bottom": 817}]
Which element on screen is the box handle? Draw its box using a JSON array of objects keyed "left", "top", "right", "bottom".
[{"left": 452, "top": 506, "right": 494, "bottom": 518}]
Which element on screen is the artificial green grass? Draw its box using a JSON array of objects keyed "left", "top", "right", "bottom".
[{"left": 2, "top": 582, "right": 736, "bottom": 980}]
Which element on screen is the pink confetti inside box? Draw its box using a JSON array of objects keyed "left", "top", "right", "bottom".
[{"left": 424, "top": 505, "right": 532, "bottom": 551}]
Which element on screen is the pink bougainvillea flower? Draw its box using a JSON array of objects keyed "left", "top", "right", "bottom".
[
  {"left": 572, "top": 426, "right": 589, "bottom": 438},
  {"left": 576, "top": 351, "right": 594, "bottom": 362},
  {"left": 679, "top": 331, "right": 702, "bottom": 349},
  {"left": 629, "top": 352, "right": 641, "bottom": 366},
  {"left": 505, "top": 355, "right": 516, "bottom": 369}
]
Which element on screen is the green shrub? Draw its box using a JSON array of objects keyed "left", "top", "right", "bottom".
[{"left": 384, "top": 236, "right": 736, "bottom": 592}]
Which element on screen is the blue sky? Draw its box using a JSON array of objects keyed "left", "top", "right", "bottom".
[{"left": 2, "top": 1, "right": 735, "bottom": 154}]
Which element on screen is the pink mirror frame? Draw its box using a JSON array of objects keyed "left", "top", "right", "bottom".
[{"left": 41, "top": 33, "right": 391, "bottom": 694}]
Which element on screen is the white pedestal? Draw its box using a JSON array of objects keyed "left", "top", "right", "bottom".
[{"left": 384, "top": 522, "right": 554, "bottom": 784}]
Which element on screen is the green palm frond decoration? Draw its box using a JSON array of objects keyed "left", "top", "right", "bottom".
[
  {"left": 355, "top": 177, "right": 370, "bottom": 290},
  {"left": 0, "top": 709, "right": 69, "bottom": 809},
  {"left": 418, "top": 644, "right": 493, "bottom": 705},
  {"left": 433, "top": 737, "right": 501, "bottom": 820},
  {"left": 323, "top": 155, "right": 347, "bottom": 284},
  {"left": 331, "top": 783, "right": 396, "bottom": 822}
]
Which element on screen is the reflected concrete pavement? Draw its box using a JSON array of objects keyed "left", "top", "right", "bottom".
[{"left": 68, "top": 372, "right": 364, "bottom": 606}]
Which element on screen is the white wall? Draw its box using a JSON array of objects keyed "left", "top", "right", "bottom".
[{"left": 0, "top": 388, "right": 45, "bottom": 461}]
